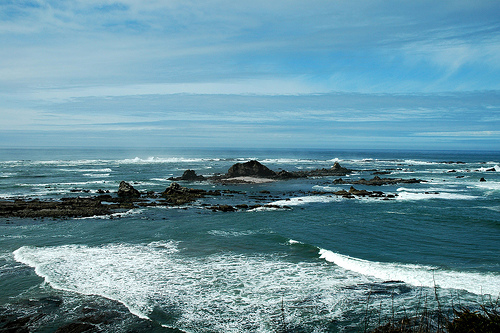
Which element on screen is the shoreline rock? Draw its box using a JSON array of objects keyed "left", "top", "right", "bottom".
[
  {"left": 168, "top": 169, "right": 206, "bottom": 181},
  {"left": 332, "top": 176, "right": 424, "bottom": 186}
]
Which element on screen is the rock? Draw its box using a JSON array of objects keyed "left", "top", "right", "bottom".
[
  {"left": 117, "top": 181, "right": 141, "bottom": 198},
  {"left": 226, "top": 160, "right": 276, "bottom": 178},
  {"left": 332, "top": 176, "right": 424, "bottom": 186},
  {"left": 480, "top": 177, "right": 486, "bottom": 182},
  {"left": 275, "top": 170, "right": 296, "bottom": 179},
  {"left": 331, "top": 162, "right": 350, "bottom": 174},
  {"left": 348, "top": 186, "right": 372, "bottom": 196},
  {"left": 182, "top": 169, "right": 205, "bottom": 180},
  {"left": 161, "top": 182, "right": 216, "bottom": 205},
  {"left": 169, "top": 170, "right": 205, "bottom": 181},
  {"left": 54, "top": 322, "right": 97, "bottom": 333},
  {"left": 208, "top": 204, "right": 236, "bottom": 212},
  {"left": 0, "top": 198, "right": 111, "bottom": 218}
]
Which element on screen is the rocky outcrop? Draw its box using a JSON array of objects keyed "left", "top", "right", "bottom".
[
  {"left": 332, "top": 176, "right": 424, "bottom": 186},
  {"left": 0, "top": 197, "right": 112, "bottom": 218},
  {"left": 215, "top": 160, "right": 352, "bottom": 182},
  {"left": 0, "top": 296, "right": 184, "bottom": 333},
  {"left": 226, "top": 160, "right": 277, "bottom": 178},
  {"left": 117, "top": 181, "right": 141, "bottom": 198},
  {"left": 169, "top": 169, "right": 205, "bottom": 181},
  {"left": 161, "top": 182, "right": 219, "bottom": 205}
]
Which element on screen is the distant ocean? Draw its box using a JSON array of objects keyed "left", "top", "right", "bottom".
[{"left": 1, "top": 148, "right": 499, "bottom": 332}]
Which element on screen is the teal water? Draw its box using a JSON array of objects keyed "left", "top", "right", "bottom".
[{"left": 1, "top": 148, "right": 499, "bottom": 332}]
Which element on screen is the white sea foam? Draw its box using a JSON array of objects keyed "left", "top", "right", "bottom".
[
  {"left": 318, "top": 249, "right": 500, "bottom": 296},
  {"left": 396, "top": 188, "right": 477, "bottom": 201},
  {"left": 474, "top": 182, "right": 500, "bottom": 192},
  {"left": 60, "top": 168, "right": 113, "bottom": 173},
  {"left": 13, "top": 242, "right": 370, "bottom": 332},
  {"left": 270, "top": 195, "right": 342, "bottom": 206},
  {"left": 208, "top": 229, "right": 266, "bottom": 237},
  {"left": 75, "top": 209, "right": 143, "bottom": 220},
  {"left": 0, "top": 172, "right": 17, "bottom": 178},
  {"left": 121, "top": 157, "right": 218, "bottom": 164},
  {"left": 476, "top": 165, "right": 499, "bottom": 172},
  {"left": 82, "top": 173, "right": 110, "bottom": 178}
]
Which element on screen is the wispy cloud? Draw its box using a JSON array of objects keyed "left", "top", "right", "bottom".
[{"left": 1, "top": 1, "right": 500, "bottom": 149}]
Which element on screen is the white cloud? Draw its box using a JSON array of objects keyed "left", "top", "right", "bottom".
[{"left": 414, "top": 131, "right": 500, "bottom": 137}]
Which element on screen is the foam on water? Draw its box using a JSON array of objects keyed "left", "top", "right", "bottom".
[
  {"left": 121, "top": 157, "right": 219, "bottom": 164},
  {"left": 13, "top": 240, "right": 497, "bottom": 332},
  {"left": 0, "top": 172, "right": 17, "bottom": 178},
  {"left": 207, "top": 229, "right": 269, "bottom": 237},
  {"left": 270, "top": 195, "right": 342, "bottom": 206},
  {"left": 75, "top": 209, "right": 143, "bottom": 220},
  {"left": 318, "top": 249, "right": 500, "bottom": 296},
  {"left": 12, "top": 242, "right": 377, "bottom": 332},
  {"left": 396, "top": 189, "right": 477, "bottom": 201}
]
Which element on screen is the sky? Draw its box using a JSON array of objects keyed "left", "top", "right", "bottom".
[{"left": 1, "top": 0, "right": 500, "bottom": 150}]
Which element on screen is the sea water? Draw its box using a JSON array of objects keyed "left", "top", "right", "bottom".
[{"left": 1, "top": 148, "right": 499, "bottom": 332}]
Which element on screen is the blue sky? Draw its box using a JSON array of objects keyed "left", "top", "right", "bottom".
[{"left": 1, "top": 0, "right": 499, "bottom": 149}]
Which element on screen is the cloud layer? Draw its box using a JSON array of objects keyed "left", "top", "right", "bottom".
[{"left": 1, "top": 1, "right": 499, "bottom": 149}]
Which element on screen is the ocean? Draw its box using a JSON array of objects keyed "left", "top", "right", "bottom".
[{"left": 1, "top": 147, "right": 499, "bottom": 332}]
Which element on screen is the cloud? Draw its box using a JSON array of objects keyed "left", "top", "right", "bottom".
[
  {"left": 1, "top": 1, "right": 500, "bottom": 149},
  {"left": 413, "top": 131, "right": 500, "bottom": 137}
]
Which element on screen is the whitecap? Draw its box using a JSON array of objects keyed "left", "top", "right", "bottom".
[
  {"left": 13, "top": 242, "right": 369, "bottom": 331},
  {"left": 269, "top": 195, "right": 342, "bottom": 206},
  {"left": 318, "top": 249, "right": 500, "bottom": 296},
  {"left": 75, "top": 209, "right": 143, "bottom": 220},
  {"left": 395, "top": 189, "right": 476, "bottom": 201}
]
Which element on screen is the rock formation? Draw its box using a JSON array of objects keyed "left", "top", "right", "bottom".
[
  {"left": 161, "top": 182, "right": 219, "bottom": 205},
  {"left": 117, "top": 181, "right": 141, "bottom": 198},
  {"left": 169, "top": 169, "right": 205, "bottom": 181},
  {"left": 332, "top": 176, "right": 424, "bottom": 186},
  {"left": 226, "top": 160, "right": 277, "bottom": 178}
]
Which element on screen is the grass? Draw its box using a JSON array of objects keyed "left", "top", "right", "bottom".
[{"left": 366, "top": 290, "right": 500, "bottom": 333}]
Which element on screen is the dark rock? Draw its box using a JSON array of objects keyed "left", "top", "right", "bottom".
[
  {"left": 161, "top": 182, "right": 213, "bottom": 205},
  {"left": 372, "top": 171, "right": 392, "bottom": 175},
  {"left": 226, "top": 160, "right": 276, "bottom": 178},
  {"left": 275, "top": 170, "right": 296, "bottom": 179},
  {"left": 55, "top": 322, "right": 98, "bottom": 333},
  {"left": 0, "top": 198, "right": 111, "bottom": 218},
  {"left": 331, "top": 162, "right": 350, "bottom": 174},
  {"left": 117, "top": 181, "right": 141, "bottom": 198},
  {"left": 348, "top": 186, "right": 372, "bottom": 196},
  {"left": 208, "top": 204, "right": 237, "bottom": 212},
  {"left": 332, "top": 176, "right": 424, "bottom": 186},
  {"left": 169, "top": 170, "right": 205, "bottom": 181},
  {"left": 236, "top": 204, "right": 249, "bottom": 209},
  {"left": 480, "top": 177, "right": 486, "bottom": 182}
]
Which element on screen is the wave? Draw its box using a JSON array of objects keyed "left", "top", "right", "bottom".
[
  {"left": 207, "top": 229, "right": 270, "bottom": 237},
  {"left": 396, "top": 188, "right": 477, "bottom": 201},
  {"left": 0, "top": 172, "right": 17, "bottom": 178},
  {"left": 12, "top": 242, "right": 366, "bottom": 331},
  {"left": 75, "top": 209, "right": 144, "bottom": 220},
  {"left": 12, "top": 239, "right": 499, "bottom": 332},
  {"left": 318, "top": 249, "right": 500, "bottom": 296},
  {"left": 270, "top": 195, "right": 342, "bottom": 206}
]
